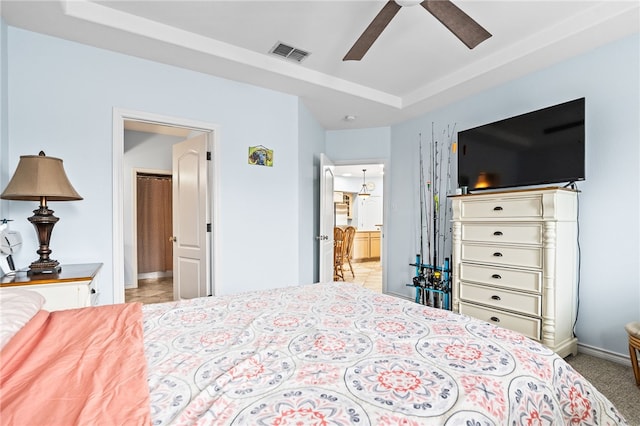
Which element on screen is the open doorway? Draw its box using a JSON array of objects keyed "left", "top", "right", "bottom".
[
  {"left": 127, "top": 170, "right": 174, "bottom": 303},
  {"left": 112, "top": 109, "right": 219, "bottom": 305},
  {"left": 123, "top": 122, "right": 206, "bottom": 304},
  {"left": 333, "top": 163, "right": 384, "bottom": 293}
]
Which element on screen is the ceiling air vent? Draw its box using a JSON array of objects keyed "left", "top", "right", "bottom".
[{"left": 269, "top": 42, "right": 310, "bottom": 63}]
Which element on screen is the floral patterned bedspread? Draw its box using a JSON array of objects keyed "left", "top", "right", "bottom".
[{"left": 142, "top": 283, "right": 626, "bottom": 425}]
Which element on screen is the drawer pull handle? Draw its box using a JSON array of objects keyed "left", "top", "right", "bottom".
[
  {"left": 493, "top": 206, "right": 503, "bottom": 211},
  {"left": 493, "top": 231, "right": 503, "bottom": 236},
  {"left": 493, "top": 252, "right": 503, "bottom": 257},
  {"left": 491, "top": 295, "right": 501, "bottom": 301},
  {"left": 491, "top": 274, "right": 502, "bottom": 279},
  {"left": 490, "top": 316, "right": 500, "bottom": 323}
]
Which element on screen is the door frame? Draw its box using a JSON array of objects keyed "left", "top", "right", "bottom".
[
  {"left": 332, "top": 158, "right": 388, "bottom": 293},
  {"left": 112, "top": 108, "right": 220, "bottom": 303}
]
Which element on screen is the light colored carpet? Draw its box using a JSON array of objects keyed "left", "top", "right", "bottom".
[{"left": 565, "top": 353, "right": 640, "bottom": 424}]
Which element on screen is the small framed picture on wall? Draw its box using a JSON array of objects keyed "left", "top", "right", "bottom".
[{"left": 248, "top": 145, "right": 273, "bottom": 167}]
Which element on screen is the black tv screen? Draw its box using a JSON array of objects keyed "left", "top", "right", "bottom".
[{"left": 457, "top": 98, "right": 585, "bottom": 191}]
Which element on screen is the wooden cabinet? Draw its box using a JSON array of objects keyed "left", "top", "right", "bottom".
[
  {"left": 370, "top": 232, "right": 381, "bottom": 258},
  {"left": 451, "top": 187, "right": 578, "bottom": 357},
  {"left": 1, "top": 263, "right": 103, "bottom": 311},
  {"left": 353, "top": 231, "right": 381, "bottom": 261}
]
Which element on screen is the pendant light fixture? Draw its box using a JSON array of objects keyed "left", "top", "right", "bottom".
[{"left": 358, "top": 169, "right": 370, "bottom": 199}]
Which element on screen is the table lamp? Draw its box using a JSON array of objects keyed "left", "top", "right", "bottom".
[{"left": 0, "top": 151, "right": 82, "bottom": 274}]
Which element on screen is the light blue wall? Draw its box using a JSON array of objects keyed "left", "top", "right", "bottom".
[
  {"left": 0, "top": 18, "right": 7, "bottom": 222},
  {"left": 386, "top": 34, "right": 640, "bottom": 356},
  {"left": 326, "top": 127, "right": 391, "bottom": 161},
  {"left": 3, "top": 27, "right": 301, "bottom": 302},
  {"left": 297, "top": 101, "right": 326, "bottom": 283}
]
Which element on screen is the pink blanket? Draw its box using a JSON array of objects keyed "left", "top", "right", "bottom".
[{"left": 1, "top": 303, "right": 150, "bottom": 425}]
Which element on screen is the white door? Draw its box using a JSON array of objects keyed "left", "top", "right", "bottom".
[
  {"left": 318, "top": 154, "right": 335, "bottom": 282},
  {"left": 172, "top": 134, "right": 210, "bottom": 299}
]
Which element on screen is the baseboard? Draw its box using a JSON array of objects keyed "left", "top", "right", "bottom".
[
  {"left": 577, "top": 342, "right": 631, "bottom": 366},
  {"left": 126, "top": 271, "right": 173, "bottom": 289},
  {"left": 387, "top": 291, "right": 412, "bottom": 302},
  {"left": 138, "top": 271, "right": 173, "bottom": 280}
]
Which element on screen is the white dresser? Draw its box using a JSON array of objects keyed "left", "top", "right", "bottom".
[
  {"left": 451, "top": 187, "right": 578, "bottom": 357},
  {"left": 1, "top": 263, "right": 102, "bottom": 311}
]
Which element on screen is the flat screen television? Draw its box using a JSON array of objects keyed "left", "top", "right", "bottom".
[{"left": 457, "top": 98, "right": 585, "bottom": 191}]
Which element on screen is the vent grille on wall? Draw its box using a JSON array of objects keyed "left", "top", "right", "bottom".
[{"left": 269, "top": 42, "right": 310, "bottom": 63}]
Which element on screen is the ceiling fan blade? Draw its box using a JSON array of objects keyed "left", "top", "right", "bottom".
[
  {"left": 421, "top": 0, "right": 491, "bottom": 49},
  {"left": 343, "top": 1, "right": 402, "bottom": 61}
]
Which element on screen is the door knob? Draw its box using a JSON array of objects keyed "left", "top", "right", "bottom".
[{"left": 169, "top": 236, "right": 177, "bottom": 242}]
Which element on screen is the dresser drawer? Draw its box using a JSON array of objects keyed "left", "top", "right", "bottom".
[
  {"left": 462, "top": 244, "right": 542, "bottom": 269},
  {"left": 460, "top": 196, "right": 542, "bottom": 219},
  {"left": 460, "top": 302, "right": 541, "bottom": 341},
  {"left": 460, "top": 282, "right": 541, "bottom": 316},
  {"left": 460, "top": 263, "right": 541, "bottom": 293},
  {"left": 461, "top": 223, "right": 542, "bottom": 245}
]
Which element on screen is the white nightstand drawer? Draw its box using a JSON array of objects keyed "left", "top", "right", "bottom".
[
  {"left": 460, "top": 282, "right": 541, "bottom": 316},
  {"left": 460, "top": 196, "right": 542, "bottom": 219},
  {"left": 30, "top": 281, "right": 92, "bottom": 311},
  {"left": 1, "top": 263, "right": 103, "bottom": 311},
  {"left": 460, "top": 302, "right": 541, "bottom": 341},
  {"left": 459, "top": 263, "right": 541, "bottom": 293},
  {"left": 461, "top": 223, "right": 542, "bottom": 245},
  {"left": 462, "top": 244, "right": 542, "bottom": 269}
]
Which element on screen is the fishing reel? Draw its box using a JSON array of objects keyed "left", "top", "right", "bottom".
[{"left": 412, "top": 273, "right": 427, "bottom": 288}]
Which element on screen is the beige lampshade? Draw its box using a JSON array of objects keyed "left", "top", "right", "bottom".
[{"left": 1, "top": 152, "right": 83, "bottom": 201}]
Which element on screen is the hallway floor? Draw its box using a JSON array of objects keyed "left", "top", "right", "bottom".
[
  {"left": 125, "top": 277, "right": 173, "bottom": 304},
  {"left": 125, "top": 260, "right": 382, "bottom": 304},
  {"left": 339, "top": 259, "right": 382, "bottom": 293}
]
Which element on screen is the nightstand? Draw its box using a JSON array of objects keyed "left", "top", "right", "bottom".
[{"left": 0, "top": 263, "right": 103, "bottom": 311}]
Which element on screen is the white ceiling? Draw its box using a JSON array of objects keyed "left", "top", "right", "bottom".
[
  {"left": 2, "top": 1, "right": 638, "bottom": 130},
  {"left": 335, "top": 163, "right": 385, "bottom": 178}
]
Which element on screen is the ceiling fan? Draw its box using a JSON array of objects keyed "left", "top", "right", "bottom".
[{"left": 344, "top": 0, "right": 492, "bottom": 61}]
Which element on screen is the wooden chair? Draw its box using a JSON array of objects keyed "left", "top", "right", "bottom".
[
  {"left": 626, "top": 321, "right": 640, "bottom": 386},
  {"left": 343, "top": 226, "right": 357, "bottom": 278},
  {"left": 333, "top": 227, "right": 345, "bottom": 281}
]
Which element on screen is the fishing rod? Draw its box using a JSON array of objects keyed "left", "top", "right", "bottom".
[
  {"left": 425, "top": 131, "right": 432, "bottom": 271},
  {"left": 442, "top": 123, "right": 456, "bottom": 261},
  {"left": 437, "top": 128, "right": 447, "bottom": 268},
  {"left": 431, "top": 123, "right": 438, "bottom": 280},
  {"left": 418, "top": 133, "right": 425, "bottom": 270}
]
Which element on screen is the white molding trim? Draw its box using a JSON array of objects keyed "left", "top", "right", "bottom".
[
  {"left": 112, "top": 108, "right": 221, "bottom": 304},
  {"left": 63, "top": 0, "right": 400, "bottom": 108},
  {"left": 577, "top": 342, "right": 631, "bottom": 366}
]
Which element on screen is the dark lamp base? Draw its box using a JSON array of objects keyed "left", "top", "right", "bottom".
[
  {"left": 27, "top": 204, "right": 62, "bottom": 275},
  {"left": 28, "top": 260, "right": 61, "bottom": 275}
]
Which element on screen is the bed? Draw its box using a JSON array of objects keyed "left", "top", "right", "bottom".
[{"left": 1, "top": 282, "right": 628, "bottom": 425}]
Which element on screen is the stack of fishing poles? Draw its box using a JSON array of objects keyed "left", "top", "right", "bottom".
[{"left": 409, "top": 124, "right": 456, "bottom": 309}]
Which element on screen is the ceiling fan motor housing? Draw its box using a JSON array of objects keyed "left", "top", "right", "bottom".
[{"left": 395, "top": 0, "right": 422, "bottom": 7}]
